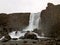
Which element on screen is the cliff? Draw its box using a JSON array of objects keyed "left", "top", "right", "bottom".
[
  {"left": 8, "top": 13, "right": 30, "bottom": 31},
  {"left": 40, "top": 3, "right": 60, "bottom": 38},
  {"left": 0, "top": 13, "right": 30, "bottom": 36}
]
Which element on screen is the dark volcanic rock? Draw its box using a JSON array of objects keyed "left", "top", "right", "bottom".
[
  {"left": 40, "top": 3, "right": 60, "bottom": 38},
  {"left": 2, "top": 34, "right": 11, "bottom": 42},
  {"left": 8, "top": 13, "right": 30, "bottom": 31},
  {"left": 0, "top": 13, "right": 9, "bottom": 36},
  {"left": 32, "top": 29, "right": 42, "bottom": 36},
  {"left": 24, "top": 31, "right": 38, "bottom": 40},
  {"left": 0, "top": 13, "right": 9, "bottom": 27},
  {"left": 0, "top": 13, "right": 30, "bottom": 37}
]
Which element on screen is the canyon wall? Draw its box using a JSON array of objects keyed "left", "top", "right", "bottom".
[
  {"left": 0, "top": 13, "right": 30, "bottom": 36},
  {"left": 40, "top": 3, "right": 60, "bottom": 38},
  {"left": 8, "top": 13, "right": 30, "bottom": 31}
]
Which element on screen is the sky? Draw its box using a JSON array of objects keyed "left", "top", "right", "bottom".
[{"left": 0, "top": 0, "right": 60, "bottom": 13}]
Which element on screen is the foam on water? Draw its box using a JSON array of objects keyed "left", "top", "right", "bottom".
[{"left": 9, "top": 31, "right": 26, "bottom": 38}]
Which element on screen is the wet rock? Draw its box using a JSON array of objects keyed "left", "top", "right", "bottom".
[
  {"left": 24, "top": 31, "right": 38, "bottom": 40},
  {"left": 2, "top": 34, "right": 11, "bottom": 42},
  {"left": 11, "top": 38, "right": 18, "bottom": 40},
  {"left": 32, "top": 29, "right": 42, "bottom": 36}
]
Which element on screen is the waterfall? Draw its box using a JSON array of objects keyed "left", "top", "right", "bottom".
[
  {"left": 23, "top": 12, "right": 40, "bottom": 31},
  {"left": 8, "top": 12, "right": 46, "bottom": 39}
]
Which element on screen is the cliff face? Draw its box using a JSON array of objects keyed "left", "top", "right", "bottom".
[
  {"left": 0, "top": 13, "right": 30, "bottom": 36},
  {"left": 40, "top": 3, "right": 60, "bottom": 38},
  {"left": 0, "top": 13, "right": 9, "bottom": 27},
  {"left": 8, "top": 13, "right": 30, "bottom": 31}
]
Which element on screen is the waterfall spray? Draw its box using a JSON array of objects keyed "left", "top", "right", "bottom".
[{"left": 23, "top": 12, "right": 40, "bottom": 31}]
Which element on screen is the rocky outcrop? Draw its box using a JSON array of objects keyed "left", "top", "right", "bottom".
[
  {"left": 0, "top": 13, "right": 30, "bottom": 37},
  {"left": 32, "top": 29, "right": 42, "bottom": 36},
  {"left": 0, "top": 13, "right": 9, "bottom": 37},
  {"left": 40, "top": 3, "right": 60, "bottom": 38},
  {"left": 0, "top": 13, "right": 9, "bottom": 27},
  {"left": 23, "top": 31, "right": 38, "bottom": 40},
  {"left": 8, "top": 13, "right": 30, "bottom": 31},
  {"left": 2, "top": 34, "right": 11, "bottom": 42}
]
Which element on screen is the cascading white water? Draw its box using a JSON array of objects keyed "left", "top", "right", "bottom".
[{"left": 23, "top": 12, "right": 40, "bottom": 31}]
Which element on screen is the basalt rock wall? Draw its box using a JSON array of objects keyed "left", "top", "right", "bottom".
[
  {"left": 8, "top": 13, "right": 30, "bottom": 31},
  {"left": 0, "top": 13, "right": 30, "bottom": 35},
  {"left": 40, "top": 3, "right": 60, "bottom": 38}
]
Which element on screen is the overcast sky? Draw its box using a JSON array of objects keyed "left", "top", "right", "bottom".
[{"left": 0, "top": 0, "right": 60, "bottom": 13}]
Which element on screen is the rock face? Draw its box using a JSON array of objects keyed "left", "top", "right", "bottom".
[
  {"left": 40, "top": 3, "right": 60, "bottom": 38},
  {"left": 0, "top": 13, "right": 30, "bottom": 36},
  {"left": 0, "top": 13, "right": 9, "bottom": 36},
  {"left": 8, "top": 13, "right": 30, "bottom": 31}
]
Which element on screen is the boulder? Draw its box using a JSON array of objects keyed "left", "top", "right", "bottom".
[
  {"left": 24, "top": 31, "right": 38, "bottom": 40},
  {"left": 2, "top": 34, "right": 11, "bottom": 42}
]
